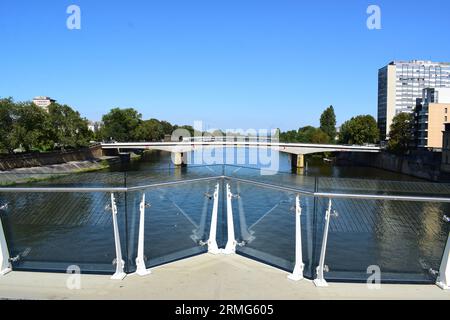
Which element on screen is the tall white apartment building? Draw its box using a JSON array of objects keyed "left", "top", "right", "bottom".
[{"left": 377, "top": 60, "right": 450, "bottom": 139}]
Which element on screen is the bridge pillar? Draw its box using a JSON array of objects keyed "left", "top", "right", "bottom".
[
  {"left": 173, "top": 152, "right": 186, "bottom": 167},
  {"left": 291, "top": 154, "right": 305, "bottom": 169}
]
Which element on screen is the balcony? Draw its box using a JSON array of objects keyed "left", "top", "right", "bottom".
[{"left": 0, "top": 165, "right": 449, "bottom": 289}]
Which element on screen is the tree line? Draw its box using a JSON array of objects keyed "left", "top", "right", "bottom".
[
  {"left": 3, "top": 97, "right": 409, "bottom": 155},
  {"left": 98, "top": 107, "right": 195, "bottom": 143},
  {"left": 0, "top": 98, "right": 194, "bottom": 154},
  {"left": 100, "top": 107, "right": 410, "bottom": 151},
  {"left": 278, "top": 105, "right": 380, "bottom": 145},
  {"left": 0, "top": 98, "right": 92, "bottom": 154}
]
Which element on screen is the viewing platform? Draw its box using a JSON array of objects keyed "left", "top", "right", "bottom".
[
  {"left": 1, "top": 254, "right": 448, "bottom": 300},
  {"left": 1, "top": 165, "right": 449, "bottom": 299}
]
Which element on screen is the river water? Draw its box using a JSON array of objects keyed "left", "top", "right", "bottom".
[
  {"left": 122, "top": 149, "right": 422, "bottom": 181},
  {"left": 0, "top": 148, "right": 449, "bottom": 283}
]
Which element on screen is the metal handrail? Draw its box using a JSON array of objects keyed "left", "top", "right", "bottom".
[
  {"left": 0, "top": 176, "right": 223, "bottom": 193},
  {"left": 1, "top": 174, "right": 450, "bottom": 203},
  {"left": 224, "top": 176, "right": 450, "bottom": 203},
  {"left": 223, "top": 176, "right": 314, "bottom": 196},
  {"left": 127, "top": 176, "right": 223, "bottom": 192},
  {"left": 314, "top": 192, "right": 450, "bottom": 203},
  {"left": 0, "top": 187, "right": 128, "bottom": 193}
]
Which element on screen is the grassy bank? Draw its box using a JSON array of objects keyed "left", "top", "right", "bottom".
[{"left": 0, "top": 159, "right": 112, "bottom": 187}]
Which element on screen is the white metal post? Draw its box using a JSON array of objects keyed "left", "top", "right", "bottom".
[
  {"left": 207, "top": 183, "right": 221, "bottom": 254},
  {"left": 436, "top": 232, "right": 450, "bottom": 290},
  {"left": 110, "top": 193, "right": 126, "bottom": 280},
  {"left": 222, "top": 183, "right": 237, "bottom": 254},
  {"left": 313, "top": 199, "right": 332, "bottom": 287},
  {"left": 0, "top": 216, "right": 11, "bottom": 276},
  {"left": 288, "top": 195, "right": 304, "bottom": 281},
  {"left": 135, "top": 193, "right": 151, "bottom": 276}
]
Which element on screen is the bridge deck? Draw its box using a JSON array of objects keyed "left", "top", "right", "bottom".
[{"left": 100, "top": 142, "right": 381, "bottom": 155}]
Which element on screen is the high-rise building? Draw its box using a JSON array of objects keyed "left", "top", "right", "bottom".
[
  {"left": 378, "top": 60, "right": 450, "bottom": 139},
  {"left": 414, "top": 88, "right": 450, "bottom": 149}
]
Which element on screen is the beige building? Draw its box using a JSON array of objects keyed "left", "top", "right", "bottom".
[
  {"left": 378, "top": 60, "right": 450, "bottom": 140},
  {"left": 415, "top": 88, "right": 450, "bottom": 149},
  {"left": 32, "top": 96, "right": 56, "bottom": 111}
]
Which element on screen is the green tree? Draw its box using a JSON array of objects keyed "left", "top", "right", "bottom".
[
  {"left": 320, "top": 105, "right": 337, "bottom": 142},
  {"left": 0, "top": 98, "right": 17, "bottom": 153},
  {"left": 135, "top": 119, "right": 165, "bottom": 141},
  {"left": 48, "top": 103, "right": 91, "bottom": 149},
  {"left": 296, "top": 126, "right": 331, "bottom": 144},
  {"left": 387, "top": 113, "right": 413, "bottom": 155},
  {"left": 310, "top": 128, "right": 331, "bottom": 144},
  {"left": 160, "top": 120, "right": 174, "bottom": 135},
  {"left": 11, "top": 102, "right": 54, "bottom": 152},
  {"left": 297, "top": 126, "right": 316, "bottom": 143},
  {"left": 339, "top": 115, "right": 379, "bottom": 145},
  {"left": 100, "top": 108, "right": 143, "bottom": 142},
  {"left": 1, "top": 98, "right": 94, "bottom": 154},
  {"left": 173, "top": 125, "right": 199, "bottom": 138},
  {"left": 280, "top": 130, "right": 299, "bottom": 143}
]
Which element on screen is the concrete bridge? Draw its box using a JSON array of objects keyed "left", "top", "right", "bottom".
[{"left": 101, "top": 141, "right": 381, "bottom": 168}]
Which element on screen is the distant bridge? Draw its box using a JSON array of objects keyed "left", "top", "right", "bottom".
[{"left": 101, "top": 141, "right": 381, "bottom": 168}]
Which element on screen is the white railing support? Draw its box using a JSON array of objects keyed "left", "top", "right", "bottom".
[
  {"left": 313, "top": 199, "right": 332, "bottom": 287},
  {"left": 110, "top": 193, "right": 126, "bottom": 280},
  {"left": 0, "top": 216, "right": 12, "bottom": 276},
  {"left": 135, "top": 193, "right": 151, "bottom": 276},
  {"left": 222, "top": 183, "right": 237, "bottom": 254},
  {"left": 207, "top": 183, "right": 221, "bottom": 254},
  {"left": 436, "top": 231, "right": 450, "bottom": 290},
  {"left": 288, "top": 195, "right": 304, "bottom": 281}
]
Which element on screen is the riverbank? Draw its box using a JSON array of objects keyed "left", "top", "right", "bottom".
[
  {"left": 336, "top": 150, "right": 450, "bottom": 182},
  {"left": 0, "top": 145, "right": 104, "bottom": 170},
  {"left": 0, "top": 157, "right": 119, "bottom": 185}
]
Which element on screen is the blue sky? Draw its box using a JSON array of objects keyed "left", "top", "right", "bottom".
[{"left": 1, "top": 0, "right": 450, "bottom": 131}]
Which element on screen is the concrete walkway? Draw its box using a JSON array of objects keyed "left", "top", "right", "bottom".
[{"left": 0, "top": 254, "right": 449, "bottom": 300}]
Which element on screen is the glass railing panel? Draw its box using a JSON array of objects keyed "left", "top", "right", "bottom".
[
  {"left": 0, "top": 191, "right": 125, "bottom": 274},
  {"left": 125, "top": 165, "right": 224, "bottom": 187},
  {"left": 318, "top": 176, "right": 450, "bottom": 197},
  {"left": 0, "top": 172, "right": 64, "bottom": 186},
  {"left": 0, "top": 172, "right": 126, "bottom": 188},
  {"left": 224, "top": 165, "right": 316, "bottom": 192},
  {"left": 314, "top": 196, "right": 449, "bottom": 283},
  {"left": 125, "top": 179, "right": 221, "bottom": 272},
  {"left": 227, "top": 180, "right": 315, "bottom": 278}
]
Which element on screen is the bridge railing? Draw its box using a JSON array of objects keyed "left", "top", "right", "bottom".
[
  {"left": 223, "top": 174, "right": 450, "bottom": 287},
  {"left": 0, "top": 166, "right": 449, "bottom": 289}
]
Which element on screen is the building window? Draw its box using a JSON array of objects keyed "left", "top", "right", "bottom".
[
  {"left": 446, "top": 108, "right": 448, "bottom": 114},
  {"left": 446, "top": 116, "right": 448, "bottom": 122}
]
